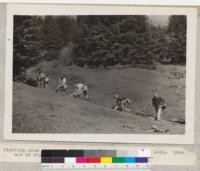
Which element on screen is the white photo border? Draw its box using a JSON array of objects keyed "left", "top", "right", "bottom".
[
  {"left": 2, "top": 0, "right": 200, "bottom": 6},
  {"left": 4, "top": 4, "right": 197, "bottom": 144}
]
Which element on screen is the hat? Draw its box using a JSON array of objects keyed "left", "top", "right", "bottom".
[
  {"left": 114, "top": 94, "right": 120, "bottom": 99},
  {"left": 153, "top": 93, "right": 159, "bottom": 98}
]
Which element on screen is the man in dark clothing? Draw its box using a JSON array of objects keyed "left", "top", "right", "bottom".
[
  {"left": 37, "top": 71, "right": 49, "bottom": 88},
  {"left": 152, "top": 93, "right": 166, "bottom": 120},
  {"left": 37, "top": 72, "right": 45, "bottom": 88}
]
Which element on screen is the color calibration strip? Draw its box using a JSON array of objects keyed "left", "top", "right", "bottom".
[
  {"left": 41, "top": 150, "right": 150, "bottom": 170},
  {"left": 65, "top": 157, "right": 148, "bottom": 164}
]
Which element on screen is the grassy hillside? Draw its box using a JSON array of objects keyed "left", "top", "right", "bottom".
[{"left": 13, "top": 61, "right": 185, "bottom": 134}]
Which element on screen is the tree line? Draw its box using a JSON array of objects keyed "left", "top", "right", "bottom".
[{"left": 13, "top": 15, "right": 186, "bottom": 79}]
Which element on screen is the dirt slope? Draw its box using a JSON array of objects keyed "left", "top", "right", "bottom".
[{"left": 13, "top": 61, "right": 185, "bottom": 134}]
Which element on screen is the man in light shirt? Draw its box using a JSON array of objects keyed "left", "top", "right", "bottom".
[
  {"left": 44, "top": 76, "right": 49, "bottom": 88},
  {"left": 55, "top": 75, "right": 68, "bottom": 95},
  {"left": 71, "top": 83, "right": 88, "bottom": 99}
]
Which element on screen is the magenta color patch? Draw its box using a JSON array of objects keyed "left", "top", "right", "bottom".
[{"left": 76, "top": 157, "right": 88, "bottom": 163}]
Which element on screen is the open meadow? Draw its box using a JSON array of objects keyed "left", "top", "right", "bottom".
[{"left": 13, "top": 60, "right": 185, "bottom": 134}]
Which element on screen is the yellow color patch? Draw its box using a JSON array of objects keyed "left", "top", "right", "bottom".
[{"left": 101, "top": 157, "right": 112, "bottom": 163}]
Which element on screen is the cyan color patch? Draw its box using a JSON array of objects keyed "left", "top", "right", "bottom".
[{"left": 124, "top": 157, "right": 136, "bottom": 163}]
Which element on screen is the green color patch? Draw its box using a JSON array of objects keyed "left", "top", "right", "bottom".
[{"left": 112, "top": 157, "right": 125, "bottom": 163}]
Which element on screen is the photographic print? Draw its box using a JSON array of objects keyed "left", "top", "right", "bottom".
[{"left": 4, "top": 4, "right": 196, "bottom": 143}]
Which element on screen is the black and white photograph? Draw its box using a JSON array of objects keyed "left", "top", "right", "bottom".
[{"left": 4, "top": 4, "right": 196, "bottom": 143}]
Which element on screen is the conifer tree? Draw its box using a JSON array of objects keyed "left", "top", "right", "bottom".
[
  {"left": 40, "top": 16, "right": 64, "bottom": 60},
  {"left": 73, "top": 15, "right": 150, "bottom": 67},
  {"left": 168, "top": 15, "right": 186, "bottom": 64},
  {"left": 13, "top": 16, "right": 40, "bottom": 79}
]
